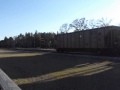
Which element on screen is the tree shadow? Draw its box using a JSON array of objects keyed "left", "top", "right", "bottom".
[
  {"left": 0, "top": 52, "right": 120, "bottom": 90},
  {"left": 0, "top": 53, "right": 98, "bottom": 79}
]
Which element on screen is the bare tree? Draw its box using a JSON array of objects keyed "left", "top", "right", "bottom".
[
  {"left": 89, "top": 19, "right": 98, "bottom": 29},
  {"left": 96, "top": 17, "right": 112, "bottom": 28},
  {"left": 59, "top": 23, "right": 70, "bottom": 33},
  {"left": 89, "top": 18, "right": 112, "bottom": 29},
  {"left": 69, "top": 18, "right": 88, "bottom": 31}
]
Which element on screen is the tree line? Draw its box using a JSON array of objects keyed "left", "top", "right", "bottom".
[{"left": 0, "top": 30, "right": 56, "bottom": 48}]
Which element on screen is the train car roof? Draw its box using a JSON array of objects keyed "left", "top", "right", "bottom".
[{"left": 57, "top": 26, "right": 120, "bottom": 35}]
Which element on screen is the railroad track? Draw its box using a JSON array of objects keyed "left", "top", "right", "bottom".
[{"left": 51, "top": 52, "right": 120, "bottom": 61}]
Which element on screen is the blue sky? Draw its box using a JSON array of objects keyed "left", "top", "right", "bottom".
[{"left": 0, "top": 0, "right": 120, "bottom": 40}]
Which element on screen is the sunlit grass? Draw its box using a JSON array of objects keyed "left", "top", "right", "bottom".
[
  {"left": 0, "top": 52, "right": 43, "bottom": 58},
  {"left": 0, "top": 49, "right": 50, "bottom": 58},
  {"left": 13, "top": 61, "right": 113, "bottom": 85}
]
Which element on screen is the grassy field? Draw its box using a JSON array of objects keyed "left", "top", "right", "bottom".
[{"left": 0, "top": 49, "right": 120, "bottom": 90}]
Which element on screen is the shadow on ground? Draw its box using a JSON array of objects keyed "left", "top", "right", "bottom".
[{"left": 0, "top": 51, "right": 120, "bottom": 90}]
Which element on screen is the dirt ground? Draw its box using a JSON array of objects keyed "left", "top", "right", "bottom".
[{"left": 0, "top": 49, "right": 120, "bottom": 90}]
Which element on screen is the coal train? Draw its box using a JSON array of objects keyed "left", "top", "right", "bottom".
[{"left": 56, "top": 26, "right": 120, "bottom": 54}]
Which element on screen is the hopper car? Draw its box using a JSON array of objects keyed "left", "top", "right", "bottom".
[{"left": 56, "top": 26, "right": 120, "bottom": 54}]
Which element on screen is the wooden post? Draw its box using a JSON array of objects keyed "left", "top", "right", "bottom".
[{"left": 0, "top": 69, "right": 21, "bottom": 90}]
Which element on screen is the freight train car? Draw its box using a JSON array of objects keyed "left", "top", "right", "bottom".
[{"left": 56, "top": 26, "right": 120, "bottom": 54}]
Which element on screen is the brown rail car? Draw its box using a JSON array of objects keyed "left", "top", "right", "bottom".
[{"left": 56, "top": 26, "right": 120, "bottom": 54}]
